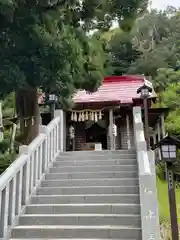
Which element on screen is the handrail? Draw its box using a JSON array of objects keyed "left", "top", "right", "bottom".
[
  {"left": 133, "top": 106, "right": 151, "bottom": 175},
  {"left": 133, "top": 106, "right": 160, "bottom": 239},
  {"left": 0, "top": 154, "right": 28, "bottom": 192},
  {"left": 0, "top": 113, "right": 62, "bottom": 238}
]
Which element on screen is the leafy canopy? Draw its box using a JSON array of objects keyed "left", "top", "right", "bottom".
[
  {"left": 102, "top": 7, "right": 180, "bottom": 135},
  {"left": 0, "top": 0, "right": 148, "bottom": 103}
]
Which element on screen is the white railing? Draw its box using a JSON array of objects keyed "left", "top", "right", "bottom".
[
  {"left": 133, "top": 106, "right": 160, "bottom": 240},
  {"left": 0, "top": 113, "right": 62, "bottom": 239},
  {"left": 133, "top": 108, "right": 151, "bottom": 175}
]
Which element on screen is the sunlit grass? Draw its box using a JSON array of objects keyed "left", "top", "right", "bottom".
[{"left": 156, "top": 177, "right": 180, "bottom": 223}]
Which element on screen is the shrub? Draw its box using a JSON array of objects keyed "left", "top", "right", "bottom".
[
  {"left": 0, "top": 139, "right": 10, "bottom": 154},
  {"left": 0, "top": 152, "right": 16, "bottom": 174},
  {"left": 156, "top": 162, "right": 166, "bottom": 180}
]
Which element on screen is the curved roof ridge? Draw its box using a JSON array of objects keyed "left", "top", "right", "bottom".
[
  {"left": 104, "top": 75, "right": 144, "bottom": 83},
  {"left": 73, "top": 75, "right": 156, "bottom": 104}
]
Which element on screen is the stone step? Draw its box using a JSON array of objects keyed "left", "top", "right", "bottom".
[
  {"left": 36, "top": 186, "right": 139, "bottom": 195},
  {"left": 30, "top": 194, "right": 140, "bottom": 204},
  {"left": 41, "top": 178, "right": 139, "bottom": 187},
  {"left": 58, "top": 150, "right": 136, "bottom": 157},
  {"left": 53, "top": 159, "right": 137, "bottom": 167},
  {"left": 10, "top": 238, "right": 136, "bottom": 240},
  {"left": 11, "top": 225, "right": 142, "bottom": 239},
  {"left": 45, "top": 171, "right": 138, "bottom": 180},
  {"left": 49, "top": 165, "right": 137, "bottom": 173},
  {"left": 18, "top": 214, "right": 141, "bottom": 227},
  {"left": 25, "top": 203, "right": 141, "bottom": 215},
  {"left": 57, "top": 154, "right": 136, "bottom": 161}
]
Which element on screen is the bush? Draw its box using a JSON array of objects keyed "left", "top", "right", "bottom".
[
  {"left": 0, "top": 152, "right": 16, "bottom": 174},
  {"left": 0, "top": 139, "right": 10, "bottom": 154},
  {"left": 156, "top": 162, "right": 166, "bottom": 180}
]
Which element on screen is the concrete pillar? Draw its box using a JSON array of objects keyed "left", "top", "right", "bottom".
[
  {"left": 55, "top": 109, "right": 66, "bottom": 152},
  {"left": 109, "top": 108, "right": 114, "bottom": 150},
  {"left": 63, "top": 111, "right": 67, "bottom": 151},
  {"left": 126, "top": 114, "right": 131, "bottom": 149}
]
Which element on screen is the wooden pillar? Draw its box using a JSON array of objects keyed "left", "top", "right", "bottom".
[
  {"left": 161, "top": 113, "right": 166, "bottom": 138},
  {"left": 109, "top": 108, "right": 114, "bottom": 150},
  {"left": 153, "top": 129, "right": 158, "bottom": 159},
  {"left": 126, "top": 114, "right": 131, "bottom": 149},
  {"left": 153, "top": 132, "right": 156, "bottom": 145},
  {"left": 157, "top": 122, "right": 161, "bottom": 160},
  {"left": 0, "top": 102, "right": 3, "bottom": 141},
  {"left": 160, "top": 114, "right": 168, "bottom": 180},
  {"left": 157, "top": 122, "right": 161, "bottom": 141}
]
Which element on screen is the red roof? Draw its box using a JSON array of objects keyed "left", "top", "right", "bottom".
[{"left": 73, "top": 75, "right": 154, "bottom": 104}]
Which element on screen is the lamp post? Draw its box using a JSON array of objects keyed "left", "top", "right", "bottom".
[
  {"left": 137, "top": 82, "right": 152, "bottom": 149},
  {"left": 47, "top": 94, "right": 58, "bottom": 119},
  {"left": 152, "top": 134, "right": 180, "bottom": 240}
]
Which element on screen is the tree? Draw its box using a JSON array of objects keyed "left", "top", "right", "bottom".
[
  {"left": 158, "top": 82, "right": 180, "bottom": 135},
  {"left": 101, "top": 6, "right": 180, "bottom": 136},
  {"left": 128, "top": 7, "right": 180, "bottom": 76},
  {"left": 154, "top": 68, "right": 180, "bottom": 135},
  {"left": 107, "top": 31, "right": 141, "bottom": 75},
  {"left": 0, "top": 0, "right": 148, "bottom": 144},
  {"left": 153, "top": 68, "right": 180, "bottom": 92},
  {"left": 102, "top": 7, "right": 180, "bottom": 77}
]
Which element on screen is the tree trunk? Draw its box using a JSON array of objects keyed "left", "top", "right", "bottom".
[
  {"left": 15, "top": 89, "right": 40, "bottom": 145},
  {"left": 9, "top": 93, "right": 17, "bottom": 153},
  {"left": 0, "top": 102, "right": 4, "bottom": 141},
  {"left": 10, "top": 122, "right": 17, "bottom": 153}
]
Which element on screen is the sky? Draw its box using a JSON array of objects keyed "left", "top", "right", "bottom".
[{"left": 151, "top": 0, "right": 180, "bottom": 10}]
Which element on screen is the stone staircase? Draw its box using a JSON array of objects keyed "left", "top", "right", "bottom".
[{"left": 10, "top": 150, "right": 142, "bottom": 239}]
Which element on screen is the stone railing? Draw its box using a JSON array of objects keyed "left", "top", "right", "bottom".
[
  {"left": 0, "top": 110, "right": 64, "bottom": 239},
  {"left": 133, "top": 106, "right": 160, "bottom": 240}
]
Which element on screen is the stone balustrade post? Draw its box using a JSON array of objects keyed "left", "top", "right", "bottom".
[
  {"left": 133, "top": 106, "right": 160, "bottom": 240},
  {"left": 55, "top": 109, "right": 66, "bottom": 152},
  {"left": 39, "top": 125, "right": 48, "bottom": 173},
  {"left": 0, "top": 114, "right": 61, "bottom": 239}
]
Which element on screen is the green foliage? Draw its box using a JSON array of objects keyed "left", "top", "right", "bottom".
[
  {"left": 103, "top": 7, "right": 180, "bottom": 136},
  {"left": 165, "top": 110, "right": 180, "bottom": 135},
  {"left": 154, "top": 68, "right": 180, "bottom": 92},
  {"left": 154, "top": 69, "right": 180, "bottom": 135},
  {"left": 0, "top": 0, "right": 148, "bottom": 163},
  {"left": 128, "top": 8, "right": 180, "bottom": 77},
  {"left": 107, "top": 32, "right": 141, "bottom": 75},
  {"left": 0, "top": 0, "right": 148, "bottom": 106},
  {"left": 156, "top": 177, "right": 180, "bottom": 222},
  {"left": 0, "top": 139, "right": 9, "bottom": 154},
  {"left": 156, "top": 163, "right": 166, "bottom": 180},
  {"left": 0, "top": 152, "right": 17, "bottom": 175}
]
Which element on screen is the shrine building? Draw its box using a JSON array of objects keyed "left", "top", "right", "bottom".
[{"left": 65, "top": 75, "right": 169, "bottom": 151}]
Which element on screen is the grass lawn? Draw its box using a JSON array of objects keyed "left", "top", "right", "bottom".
[{"left": 156, "top": 177, "right": 180, "bottom": 223}]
